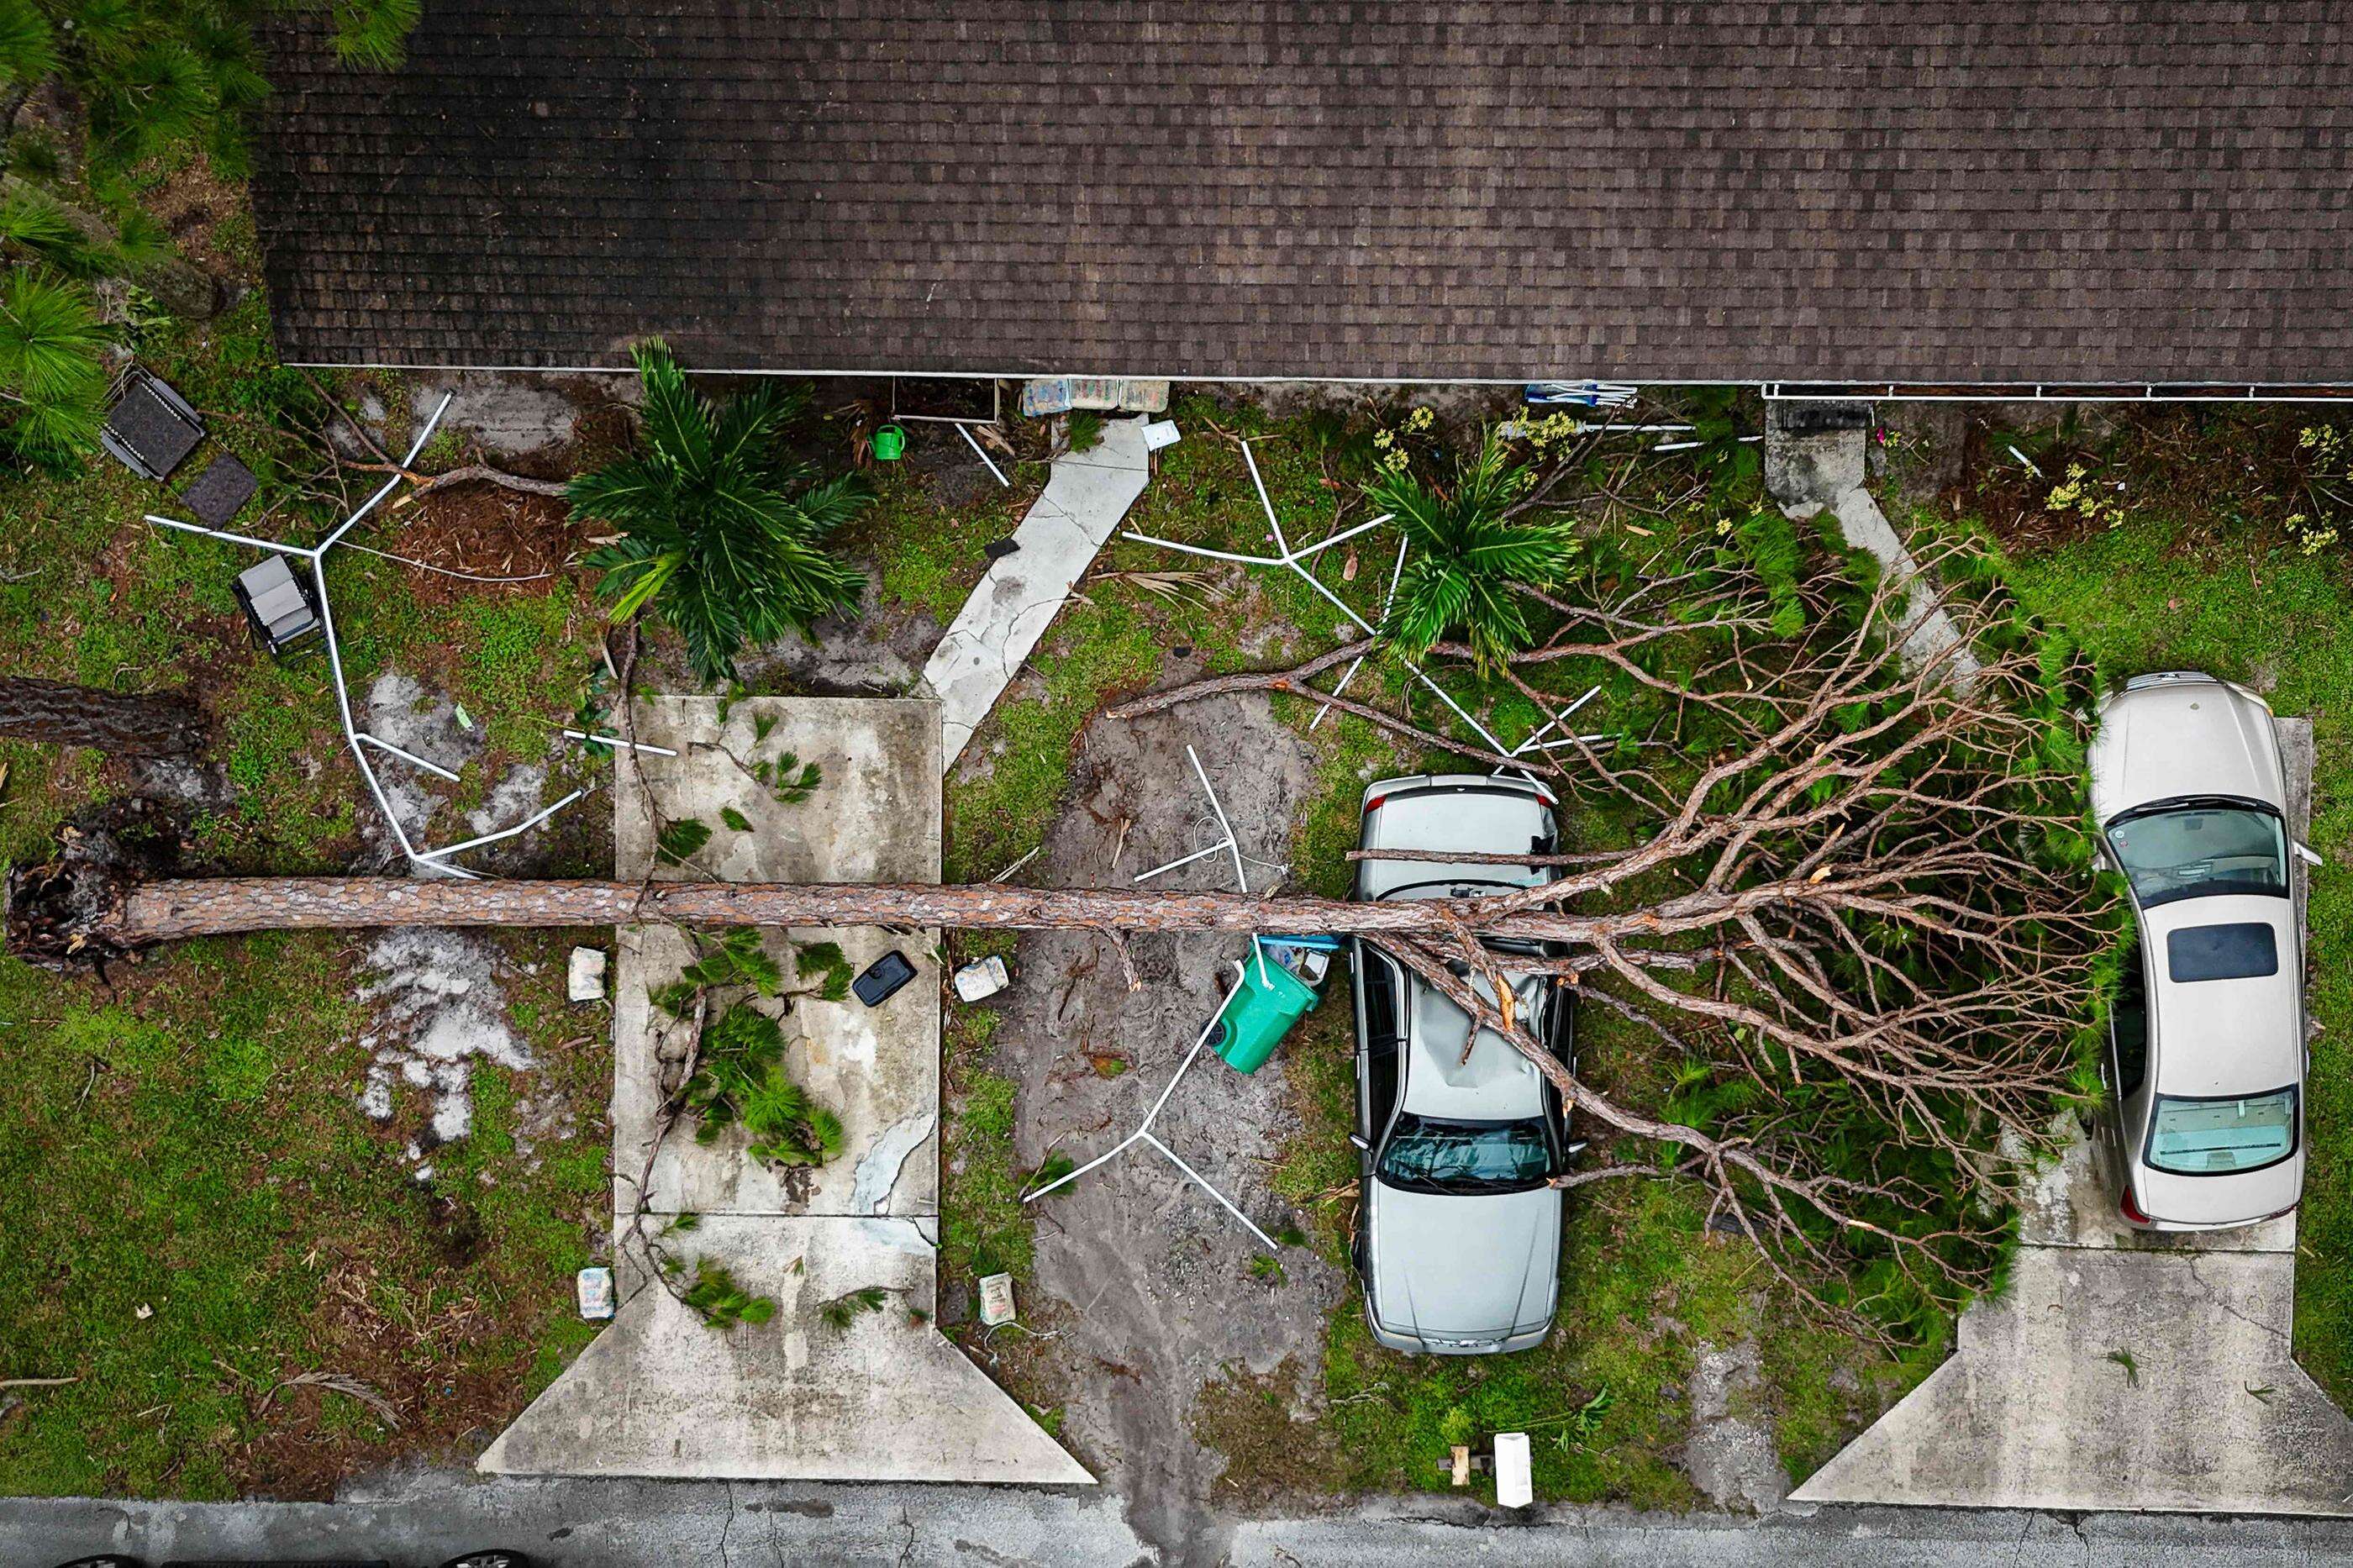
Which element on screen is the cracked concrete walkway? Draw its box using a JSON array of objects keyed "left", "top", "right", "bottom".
[
  {"left": 923, "top": 416, "right": 1154, "bottom": 768},
  {"left": 478, "top": 697, "right": 1087, "bottom": 1485}
]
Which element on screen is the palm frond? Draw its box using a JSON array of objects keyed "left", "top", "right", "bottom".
[
  {"left": 787, "top": 470, "right": 876, "bottom": 536},
  {"left": 0, "top": 185, "right": 100, "bottom": 275},
  {"left": 568, "top": 456, "right": 682, "bottom": 536},
  {"left": 630, "top": 338, "right": 714, "bottom": 476},
  {"left": 330, "top": 0, "right": 424, "bottom": 71},
  {"left": 0, "top": 269, "right": 106, "bottom": 460},
  {"left": 576, "top": 342, "right": 871, "bottom": 683},
  {"left": 708, "top": 381, "right": 800, "bottom": 478}
]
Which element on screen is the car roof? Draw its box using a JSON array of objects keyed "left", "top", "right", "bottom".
[
  {"left": 1398, "top": 966, "right": 1550, "bottom": 1122},
  {"left": 2144, "top": 893, "right": 2303, "bottom": 1097}
]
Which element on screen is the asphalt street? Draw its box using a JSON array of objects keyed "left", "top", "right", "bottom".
[{"left": 12, "top": 1477, "right": 2353, "bottom": 1568}]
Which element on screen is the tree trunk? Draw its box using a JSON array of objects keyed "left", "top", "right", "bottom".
[
  {"left": 0, "top": 678, "right": 207, "bottom": 757},
  {"left": 7, "top": 869, "right": 1601, "bottom": 966}
]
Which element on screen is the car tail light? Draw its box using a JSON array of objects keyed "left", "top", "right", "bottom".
[
  {"left": 2119, "top": 1185, "right": 2150, "bottom": 1223},
  {"left": 1363, "top": 794, "right": 1387, "bottom": 814}
]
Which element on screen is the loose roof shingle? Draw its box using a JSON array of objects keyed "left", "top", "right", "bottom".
[{"left": 254, "top": 2, "right": 2353, "bottom": 383}]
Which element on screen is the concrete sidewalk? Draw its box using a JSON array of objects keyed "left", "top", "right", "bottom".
[
  {"left": 478, "top": 697, "right": 1087, "bottom": 1485},
  {"left": 923, "top": 416, "right": 1153, "bottom": 767},
  {"left": 1795, "top": 717, "right": 2353, "bottom": 1513}
]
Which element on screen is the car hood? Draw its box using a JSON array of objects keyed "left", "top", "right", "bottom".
[
  {"left": 1367, "top": 1181, "right": 1560, "bottom": 1346},
  {"left": 2089, "top": 676, "right": 2283, "bottom": 823}
]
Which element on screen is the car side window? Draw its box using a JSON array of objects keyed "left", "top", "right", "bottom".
[
  {"left": 2112, "top": 943, "right": 2149, "bottom": 1098},
  {"left": 1362, "top": 950, "right": 1401, "bottom": 1050},
  {"left": 1360, "top": 949, "right": 1404, "bottom": 1135}
]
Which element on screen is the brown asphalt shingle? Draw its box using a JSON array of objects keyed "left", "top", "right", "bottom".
[{"left": 253, "top": 2, "right": 2353, "bottom": 382}]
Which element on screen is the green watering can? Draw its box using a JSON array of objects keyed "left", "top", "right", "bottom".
[{"left": 871, "top": 424, "right": 908, "bottom": 461}]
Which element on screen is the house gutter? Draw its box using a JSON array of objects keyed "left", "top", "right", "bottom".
[{"left": 282, "top": 360, "right": 2353, "bottom": 403}]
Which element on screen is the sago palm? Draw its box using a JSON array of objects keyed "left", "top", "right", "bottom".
[
  {"left": 1367, "top": 432, "right": 1579, "bottom": 671},
  {"left": 574, "top": 339, "right": 871, "bottom": 684}
]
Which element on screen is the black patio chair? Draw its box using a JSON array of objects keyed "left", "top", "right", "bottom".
[
  {"left": 230, "top": 553, "right": 325, "bottom": 659},
  {"left": 97, "top": 368, "right": 205, "bottom": 482}
]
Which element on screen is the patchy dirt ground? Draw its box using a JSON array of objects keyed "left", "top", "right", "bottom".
[
  {"left": 740, "top": 577, "right": 945, "bottom": 697},
  {"left": 967, "top": 694, "right": 1343, "bottom": 1562}
]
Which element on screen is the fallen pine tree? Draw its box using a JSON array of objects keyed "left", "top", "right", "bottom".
[{"left": 6, "top": 516, "right": 2119, "bottom": 1340}]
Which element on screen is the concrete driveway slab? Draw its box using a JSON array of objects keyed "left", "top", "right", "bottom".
[
  {"left": 480, "top": 696, "right": 1087, "bottom": 1485},
  {"left": 1793, "top": 716, "right": 2353, "bottom": 1513}
]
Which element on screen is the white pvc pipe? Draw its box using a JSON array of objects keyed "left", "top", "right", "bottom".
[
  {"left": 955, "top": 422, "right": 1011, "bottom": 488},
  {"left": 413, "top": 788, "right": 587, "bottom": 862},
  {"left": 1241, "top": 440, "right": 1288, "bottom": 559},
  {"left": 1311, "top": 534, "right": 1408, "bottom": 731},
  {"left": 355, "top": 730, "right": 461, "bottom": 782},
  {"left": 309, "top": 552, "right": 419, "bottom": 863},
  {"left": 318, "top": 392, "right": 451, "bottom": 554},
  {"left": 1132, "top": 839, "right": 1230, "bottom": 884},
  {"left": 563, "top": 729, "right": 679, "bottom": 757},
  {"left": 144, "top": 513, "right": 315, "bottom": 559},
  {"left": 1144, "top": 1131, "right": 1279, "bottom": 1251},
  {"left": 1286, "top": 513, "right": 1391, "bottom": 562}
]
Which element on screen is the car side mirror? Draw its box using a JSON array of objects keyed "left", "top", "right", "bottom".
[
  {"left": 1561, "top": 1139, "right": 1588, "bottom": 1165},
  {"left": 2295, "top": 841, "right": 2325, "bottom": 868},
  {"left": 1349, "top": 1133, "right": 1370, "bottom": 1151}
]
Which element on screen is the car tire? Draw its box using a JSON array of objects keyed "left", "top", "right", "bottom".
[
  {"left": 54, "top": 1558, "right": 145, "bottom": 1568},
  {"left": 440, "top": 1553, "right": 535, "bottom": 1568}
]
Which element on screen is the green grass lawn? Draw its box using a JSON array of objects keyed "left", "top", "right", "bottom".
[
  {"left": 1987, "top": 513, "right": 2353, "bottom": 1403},
  {"left": 0, "top": 929, "right": 608, "bottom": 1497},
  {"left": 0, "top": 164, "right": 615, "bottom": 1495}
]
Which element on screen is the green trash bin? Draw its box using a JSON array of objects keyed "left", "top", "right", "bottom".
[{"left": 1213, "top": 953, "right": 1319, "bottom": 1075}]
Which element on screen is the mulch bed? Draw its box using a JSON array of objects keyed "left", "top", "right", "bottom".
[{"left": 364, "top": 481, "right": 581, "bottom": 610}]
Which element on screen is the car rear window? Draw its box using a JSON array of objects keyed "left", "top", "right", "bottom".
[
  {"left": 2166, "top": 922, "right": 2281, "bottom": 982},
  {"left": 2146, "top": 1087, "right": 2298, "bottom": 1176}
]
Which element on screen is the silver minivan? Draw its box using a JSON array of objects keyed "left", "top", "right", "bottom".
[{"left": 1349, "top": 773, "right": 1580, "bottom": 1355}]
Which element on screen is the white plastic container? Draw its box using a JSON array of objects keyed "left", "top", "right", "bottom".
[
  {"left": 1493, "top": 1431, "right": 1533, "bottom": 1508},
  {"left": 978, "top": 1271, "right": 1018, "bottom": 1328},
  {"left": 954, "top": 955, "right": 1010, "bottom": 1003},
  {"left": 576, "top": 1265, "right": 616, "bottom": 1321}
]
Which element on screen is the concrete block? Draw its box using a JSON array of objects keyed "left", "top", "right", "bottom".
[
  {"left": 1792, "top": 1246, "right": 2353, "bottom": 1513},
  {"left": 567, "top": 945, "right": 607, "bottom": 1002}
]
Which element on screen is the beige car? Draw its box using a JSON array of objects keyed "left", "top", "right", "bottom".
[{"left": 2088, "top": 672, "right": 2308, "bottom": 1231}]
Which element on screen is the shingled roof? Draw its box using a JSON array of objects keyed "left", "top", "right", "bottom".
[{"left": 252, "top": 2, "right": 2353, "bottom": 384}]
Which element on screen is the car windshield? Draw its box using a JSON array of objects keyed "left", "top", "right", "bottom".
[
  {"left": 2146, "top": 1087, "right": 2298, "bottom": 1176},
  {"left": 2106, "top": 802, "right": 2287, "bottom": 908},
  {"left": 1377, "top": 1113, "right": 1550, "bottom": 1195}
]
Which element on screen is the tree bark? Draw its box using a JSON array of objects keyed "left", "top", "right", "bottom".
[
  {"left": 0, "top": 678, "right": 207, "bottom": 757},
  {"left": 103, "top": 877, "right": 1587, "bottom": 946}
]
